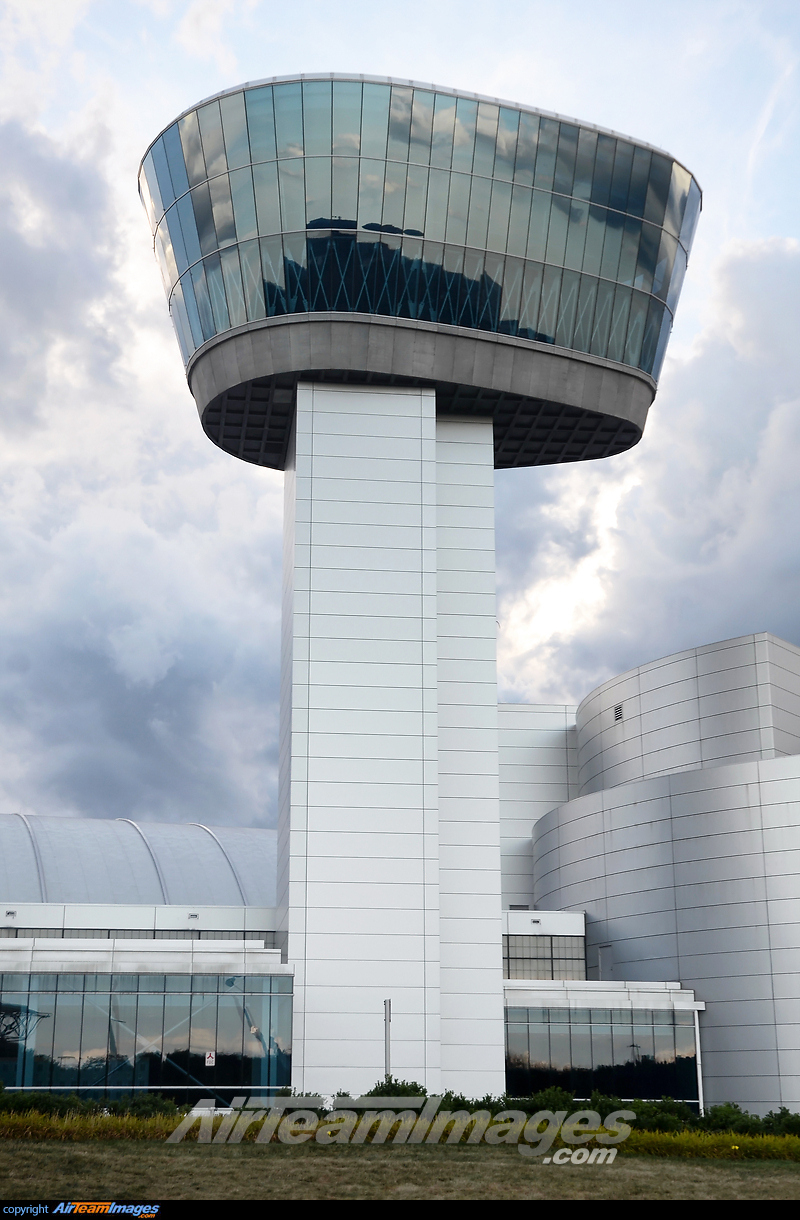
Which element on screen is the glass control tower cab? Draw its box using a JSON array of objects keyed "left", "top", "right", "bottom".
[{"left": 140, "top": 75, "right": 699, "bottom": 1095}]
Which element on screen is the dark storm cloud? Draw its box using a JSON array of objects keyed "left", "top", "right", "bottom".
[
  {"left": 0, "top": 119, "right": 117, "bottom": 427},
  {"left": 0, "top": 118, "right": 283, "bottom": 827}
]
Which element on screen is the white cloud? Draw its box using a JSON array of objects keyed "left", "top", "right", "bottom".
[
  {"left": 175, "top": 0, "right": 251, "bottom": 75},
  {"left": 496, "top": 238, "right": 800, "bottom": 705}
]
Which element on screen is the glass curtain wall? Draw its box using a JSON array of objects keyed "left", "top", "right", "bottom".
[
  {"left": 505, "top": 1005, "right": 699, "bottom": 1101},
  {"left": 0, "top": 974, "right": 291, "bottom": 1101},
  {"left": 140, "top": 78, "right": 700, "bottom": 380}
]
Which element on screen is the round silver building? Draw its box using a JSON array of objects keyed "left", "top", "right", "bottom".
[
  {"left": 533, "top": 633, "right": 800, "bottom": 1115},
  {"left": 139, "top": 74, "right": 700, "bottom": 1096}
]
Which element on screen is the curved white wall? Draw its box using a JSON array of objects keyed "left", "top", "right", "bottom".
[
  {"left": 533, "top": 751, "right": 800, "bottom": 1113},
  {"left": 576, "top": 633, "right": 800, "bottom": 796}
]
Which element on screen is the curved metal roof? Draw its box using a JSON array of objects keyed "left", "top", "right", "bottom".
[{"left": 0, "top": 814, "right": 276, "bottom": 906}]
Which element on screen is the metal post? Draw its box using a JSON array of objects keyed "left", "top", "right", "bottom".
[
  {"left": 384, "top": 999, "right": 391, "bottom": 1083},
  {"left": 694, "top": 1008, "right": 705, "bottom": 1117}
]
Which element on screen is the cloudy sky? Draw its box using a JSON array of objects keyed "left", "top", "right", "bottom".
[{"left": 0, "top": 0, "right": 798, "bottom": 828}]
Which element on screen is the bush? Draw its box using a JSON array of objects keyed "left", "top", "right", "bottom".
[
  {"left": 362, "top": 1077, "right": 428, "bottom": 1098},
  {"left": 3, "top": 1075, "right": 800, "bottom": 1139},
  {"left": 0, "top": 1091, "right": 100, "bottom": 1117},
  {"left": 763, "top": 1107, "right": 800, "bottom": 1136},
  {"left": 0, "top": 1090, "right": 181, "bottom": 1119},
  {"left": 697, "top": 1102, "right": 765, "bottom": 1136}
]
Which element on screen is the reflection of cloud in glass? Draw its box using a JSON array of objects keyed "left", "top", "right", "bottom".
[{"left": 142, "top": 79, "right": 698, "bottom": 382}]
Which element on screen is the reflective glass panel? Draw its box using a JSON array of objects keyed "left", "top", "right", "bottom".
[
  {"left": 572, "top": 128, "right": 596, "bottom": 201},
  {"left": 534, "top": 118, "right": 558, "bottom": 191},
  {"left": 79, "top": 993, "right": 110, "bottom": 1086},
  {"left": 0, "top": 992, "right": 29, "bottom": 1088},
  {"left": 409, "top": 90, "right": 433, "bottom": 164},
  {"left": 151, "top": 138, "right": 176, "bottom": 212},
  {"left": 244, "top": 87, "right": 277, "bottom": 163},
  {"left": 361, "top": 84, "right": 390, "bottom": 159},
  {"left": 107, "top": 994, "right": 137, "bottom": 1087},
  {"left": 220, "top": 93, "right": 250, "bottom": 170},
  {"left": 451, "top": 98, "right": 477, "bottom": 173},
  {"left": 25, "top": 992, "right": 55, "bottom": 1087},
  {"left": 387, "top": 86, "right": 413, "bottom": 162},
  {"left": 494, "top": 107, "right": 519, "bottom": 181},
  {"left": 472, "top": 102, "right": 499, "bottom": 177},
  {"left": 506, "top": 1023, "right": 529, "bottom": 1070},
  {"left": 553, "top": 123, "right": 578, "bottom": 196},
  {"left": 569, "top": 1024, "right": 592, "bottom": 1071},
  {"left": 333, "top": 81, "right": 362, "bottom": 156},
  {"left": 591, "top": 1023, "right": 613, "bottom": 1071},
  {"left": 528, "top": 1023, "right": 549, "bottom": 1069},
  {"left": 216, "top": 993, "right": 245, "bottom": 1085},
  {"left": 134, "top": 993, "right": 164, "bottom": 1087},
  {"left": 198, "top": 102, "right": 227, "bottom": 179},
  {"left": 163, "top": 125, "right": 190, "bottom": 199},
  {"left": 504, "top": 1006, "right": 697, "bottom": 1101},
  {"left": 243, "top": 993, "right": 272, "bottom": 1088},
  {"left": 161, "top": 993, "right": 191, "bottom": 1086},
  {"left": 144, "top": 82, "right": 698, "bottom": 384},
  {"left": 430, "top": 93, "right": 456, "bottom": 168},
  {"left": 179, "top": 114, "right": 206, "bottom": 189},
  {"left": 274, "top": 83, "right": 303, "bottom": 158},
  {"left": 514, "top": 113, "right": 538, "bottom": 187},
  {"left": 189, "top": 993, "right": 218, "bottom": 1085}
]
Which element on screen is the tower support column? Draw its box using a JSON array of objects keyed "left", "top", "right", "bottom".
[
  {"left": 279, "top": 384, "right": 505, "bottom": 1096},
  {"left": 436, "top": 417, "right": 505, "bottom": 1095},
  {"left": 279, "top": 383, "right": 440, "bottom": 1094}
]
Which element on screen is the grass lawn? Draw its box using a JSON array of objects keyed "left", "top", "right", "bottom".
[{"left": 1, "top": 1142, "right": 800, "bottom": 1200}]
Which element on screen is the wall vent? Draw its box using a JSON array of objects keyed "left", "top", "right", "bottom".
[{"left": 614, "top": 704, "right": 623, "bottom": 722}]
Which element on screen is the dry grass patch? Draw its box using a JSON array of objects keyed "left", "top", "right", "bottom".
[{"left": 2, "top": 1142, "right": 800, "bottom": 1200}]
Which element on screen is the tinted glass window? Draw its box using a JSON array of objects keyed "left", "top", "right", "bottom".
[{"left": 144, "top": 81, "right": 699, "bottom": 383}]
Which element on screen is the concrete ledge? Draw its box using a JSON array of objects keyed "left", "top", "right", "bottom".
[{"left": 186, "top": 314, "right": 656, "bottom": 471}]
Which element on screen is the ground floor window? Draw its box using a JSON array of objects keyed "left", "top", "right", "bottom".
[
  {"left": 505, "top": 1005, "right": 699, "bottom": 1101},
  {"left": 0, "top": 973, "right": 291, "bottom": 1099}
]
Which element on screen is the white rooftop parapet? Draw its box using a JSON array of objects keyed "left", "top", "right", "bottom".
[
  {"left": 503, "top": 910, "right": 585, "bottom": 937},
  {"left": 0, "top": 938, "right": 291, "bottom": 976},
  {"left": 504, "top": 978, "right": 704, "bottom": 1011}
]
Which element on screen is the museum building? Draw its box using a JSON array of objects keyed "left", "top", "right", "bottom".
[
  {"left": 6, "top": 77, "right": 794, "bottom": 1114},
  {"left": 4, "top": 631, "right": 800, "bottom": 1111}
]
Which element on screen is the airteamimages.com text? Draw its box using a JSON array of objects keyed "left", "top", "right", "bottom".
[{"left": 166, "top": 1096, "right": 634, "bottom": 1162}]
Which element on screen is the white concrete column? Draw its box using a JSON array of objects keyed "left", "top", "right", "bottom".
[
  {"left": 279, "top": 383, "right": 440, "bottom": 1095},
  {"left": 436, "top": 416, "right": 505, "bottom": 1096}
]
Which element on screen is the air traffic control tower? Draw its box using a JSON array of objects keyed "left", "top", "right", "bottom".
[{"left": 140, "top": 75, "right": 700, "bottom": 1096}]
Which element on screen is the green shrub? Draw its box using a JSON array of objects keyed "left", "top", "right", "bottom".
[
  {"left": 763, "top": 1107, "right": 800, "bottom": 1136},
  {"left": 0, "top": 1090, "right": 182, "bottom": 1119},
  {"left": 362, "top": 1077, "right": 428, "bottom": 1098},
  {"left": 0, "top": 1091, "right": 100, "bottom": 1117},
  {"left": 697, "top": 1102, "right": 765, "bottom": 1135}
]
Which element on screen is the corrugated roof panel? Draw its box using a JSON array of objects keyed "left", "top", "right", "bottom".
[
  {"left": 0, "top": 815, "right": 44, "bottom": 902},
  {"left": 26, "top": 817, "right": 165, "bottom": 904},
  {"left": 0, "top": 814, "right": 277, "bottom": 906},
  {"left": 132, "top": 821, "right": 249, "bottom": 905},
  {"left": 202, "top": 824, "right": 277, "bottom": 906}
]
